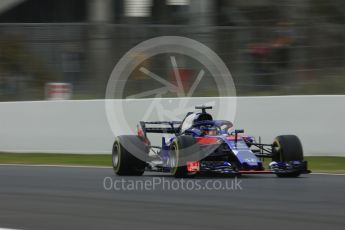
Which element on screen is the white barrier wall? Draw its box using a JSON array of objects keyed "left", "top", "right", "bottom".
[
  {"left": 235, "top": 96, "right": 345, "bottom": 156},
  {"left": 0, "top": 96, "right": 344, "bottom": 156}
]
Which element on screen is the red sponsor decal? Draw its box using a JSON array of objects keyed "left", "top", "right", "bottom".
[
  {"left": 187, "top": 161, "right": 200, "bottom": 172},
  {"left": 227, "top": 135, "right": 245, "bottom": 141}
]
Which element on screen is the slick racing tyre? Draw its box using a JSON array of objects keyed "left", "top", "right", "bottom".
[
  {"left": 112, "top": 135, "right": 148, "bottom": 176},
  {"left": 272, "top": 135, "right": 304, "bottom": 178},
  {"left": 169, "top": 135, "right": 200, "bottom": 178}
]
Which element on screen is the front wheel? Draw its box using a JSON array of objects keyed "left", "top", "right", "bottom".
[
  {"left": 169, "top": 136, "right": 200, "bottom": 178},
  {"left": 272, "top": 135, "right": 304, "bottom": 178}
]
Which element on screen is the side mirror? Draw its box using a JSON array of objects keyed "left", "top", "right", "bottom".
[
  {"left": 235, "top": 129, "right": 244, "bottom": 134},
  {"left": 229, "top": 129, "right": 244, "bottom": 135},
  {"left": 234, "top": 129, "right": 244, "bottom": 145}
]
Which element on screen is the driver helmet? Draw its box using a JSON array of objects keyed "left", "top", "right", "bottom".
[{"left": 200, "top": 125, "right": 218, "bottom": 136}]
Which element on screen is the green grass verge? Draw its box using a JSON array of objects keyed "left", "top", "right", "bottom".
[
  {"left": 304, "top": 156, "right": 345, "bottom": 173},
  {"left": 0, "top": 153, "right": 344, "bottom": 173}
]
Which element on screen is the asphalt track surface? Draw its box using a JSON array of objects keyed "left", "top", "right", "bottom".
[{"left": 0, "top": 165, "right": 344, "bottom": 230}]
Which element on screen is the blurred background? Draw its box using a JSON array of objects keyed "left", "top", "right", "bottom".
[{"left": 0, "top": 0, "right": 344, "bottom": 101}]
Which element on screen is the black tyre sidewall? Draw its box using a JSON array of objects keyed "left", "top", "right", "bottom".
[
  {"left": 170, "top": 136, "right": 200, "bottom": 178},
  {"left": 272, "top": 135, "right": 304, "bottom": 178},
  {"left": 272, "top": 135, "right": 303, "bottom": 162},
  {"left": 112, "top": 135, "right": 148, "bottom": 176}
]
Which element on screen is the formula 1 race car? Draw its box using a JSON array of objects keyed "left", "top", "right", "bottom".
[{"left": 112, "top": 106, "right": 310, "bottom": 178}]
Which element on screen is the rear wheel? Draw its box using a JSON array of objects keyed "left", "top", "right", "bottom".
[
  {"left": 112, "top": 135, "right": 148, "bottom": 176},
  {"left": 169, "top": 136, "right": 200, "bottom": 178},
  {"left": 272, "top": 135, "right": 303, "bottom": 178}
]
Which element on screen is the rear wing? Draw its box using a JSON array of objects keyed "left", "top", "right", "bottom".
[{"left": 139, "top": 121, "right": 182, "bottom": 136}]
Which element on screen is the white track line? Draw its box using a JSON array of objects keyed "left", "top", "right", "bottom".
[
  {"left": 1, "top": 164, "right": 345, "bottom": 175},
  {"left": 311, "top": 172, "right": 345, "bottom": 176},
  {"left": 0, "top": 228, "right": 21, "bottom": 230}
]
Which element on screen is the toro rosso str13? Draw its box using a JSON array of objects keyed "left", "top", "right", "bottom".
[{"left": 112, "top": 106, "right": 310, "bottom": 178}]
